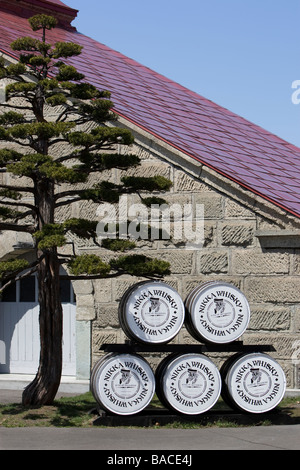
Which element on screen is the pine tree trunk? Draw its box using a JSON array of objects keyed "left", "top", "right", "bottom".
[
  {"left": 22, "top": 178, "right": 63, "bottom": 406},
  {"left": 22, "top": 254, "right": 62, "bottom": 406}
]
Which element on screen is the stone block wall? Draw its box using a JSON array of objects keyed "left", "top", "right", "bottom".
[
  {"left": 1, "top": 87, "right": 299, "bottom": 388},
  {"left": 87, "top": 141, "right": 300, "bottom": 390}
]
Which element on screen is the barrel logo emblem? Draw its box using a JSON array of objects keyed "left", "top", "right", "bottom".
[
  {"left": 120, "top": 281, "right": 185, "bottom": 344},
  {"left": 157, "top": 354, "right": 222, "bottom": 415},
  {"left": 185, "top": 282, "right": 250, "bottom": 344},
  {"left": 224, "top": 353, "right": 286, "bottom": 413},
  {"left": 91, "top": 354, "right": 155, "bottom": 415}
]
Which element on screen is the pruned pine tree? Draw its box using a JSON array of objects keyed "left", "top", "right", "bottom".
[{"left": 0, "top": 15, "right": 171, "bottom": 406}]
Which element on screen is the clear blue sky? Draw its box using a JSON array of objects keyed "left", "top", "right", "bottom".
[{"left": 66, "top": 0, "right": 300, "bottom": 147}]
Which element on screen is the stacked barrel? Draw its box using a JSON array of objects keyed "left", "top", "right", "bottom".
[{"left": 91, "top": 280, "right": 286, "bottom": 416}]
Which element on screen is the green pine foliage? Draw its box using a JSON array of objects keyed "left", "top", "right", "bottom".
[
  {"left": 110, "top": 255, "right": 171, "bottom": 277},
  {"left": 68, "top": 254, "right": 111, "bottom": 277},
  {"left": 0, "top": 259, "right": 29, "bottom": 280},
  {"left": 0, "top": 14, "right": 172, "bottom": 283},
  {"left": 0, "top": 206, "right": 22, "bottom": 219}
]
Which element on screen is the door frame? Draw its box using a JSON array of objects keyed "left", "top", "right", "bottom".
[{"left": 0, "top": 274, "right": 76, "bottom": 376}]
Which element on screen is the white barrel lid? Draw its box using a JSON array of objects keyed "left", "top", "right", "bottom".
[
  {"left": 225, "top": 353, "right": 286, "bottom": 413},
  {"left": 121, "top": 281, "right": 185, "bottom": 344},
  {"left": 160, "top": 353, "right": 221, "bottom": 415},
  {"left": 91, "top": 353, "right": 155, "bottom": 415},
  {"left": 187, "top": 282, "right": 250, "bottom": 344}
]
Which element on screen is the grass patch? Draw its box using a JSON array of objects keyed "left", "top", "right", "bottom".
[
  {"left": 0, "top": 392, "right": 97, "bottom": 428},
  {"left": 0, "top": 393, "right": 299, "bottom": 428}
]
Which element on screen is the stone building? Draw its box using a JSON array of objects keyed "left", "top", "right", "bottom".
[{"left": 0, "top": 0, "right": 300, "bottom": 394}]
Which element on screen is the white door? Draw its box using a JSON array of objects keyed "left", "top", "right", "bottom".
[{"left": 0, "top": 276, "right": 76, "bottom": 376}]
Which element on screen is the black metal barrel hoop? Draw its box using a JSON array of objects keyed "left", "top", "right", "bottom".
[
  {"left": 90, "top": 352, "right": 115, "bottom": 391},
  {"left": 156, "top": 353, "right": 222, "bottom": 415},
  {"left": 91, "top": 353, "right": 156, "bottom": 416},
  {"left": 184, "top": 281, "right": 217, "bottom": 315},
  {"left": 119, "top": 280, "right": 185, "bottom": 344},
  {"left": 222, "top": 352, "right": 286, "bottom": 414},
  {"left": 185, "top": 281, "right": 251, "bottom": 344},
  {"left": 219, "top": 352, "right": 245, "bottom": 409},
  {"left": 155, "top": 353, "right": 177, "bottom": 410},
  {"left": 118, "top": 282, "right": 145, "bottom": 340},
  {"left": 184, "top": 281, "right": 218, "bottom": 341}
]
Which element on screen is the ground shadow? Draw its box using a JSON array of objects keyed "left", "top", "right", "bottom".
[{"left": 93, "top": 402, "right": 300, "bottom": 427}]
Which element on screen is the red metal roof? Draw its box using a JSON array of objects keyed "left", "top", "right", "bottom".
[
  {"left": 29, "top": 0, "right": 78, "bottom": 18},
  {"left": 43, "top": 0, "right": 73, "bottom": 6},
  {"left": 0, "top": 0, "right": 77, "bottom": 29},
  {"left": 1, "top": 5, "right": 300, "bottom": 218}
]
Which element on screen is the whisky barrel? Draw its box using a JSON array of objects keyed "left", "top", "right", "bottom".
[
  {"left": 156, "top": 353, "right": 222, "bottom": 415},
  {"left": 221, "top": 352, "right": 286, "bottom": 413},
  {"left": 91, "top": 353, "right": 155, "bottom": 415},
  {"left": 119, "top": 281, "right": 185, "bottom": 344},
  {"left": 185, "top": 281, "right": 250, "bottom": 344}
]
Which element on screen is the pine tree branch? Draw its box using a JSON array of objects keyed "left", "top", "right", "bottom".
[
  {"left": 48, "top": 138, "right": 68, "bottom": 147},
  {"left": 14, "top": 209, "right": 35, "bottom": 222},
  {"left": 3, "top": 73, "right": 27, "bottom": 84},
  {"left": 0, "top": 222, "right": 35, "bottom": 233},
  {"left": 55, "top": 154, "right": 77, "bottom": 163},
  {"left": 0, "top": 103, "right": 33, "bottom": 112},
  {"left": 55, "top": 106, "right": 78, "bottom": 123},
  {"left": 55, "top": 197, "right": 82, "bottom": 208},
  {"left": 0, "top": 269, "right": 35, "bottom": 294},
  {"left": 0, "top": 200, "right": 36, "bottom": 211},
  {"left": 0, "top": 257, "right": 44, "bottom": 294},
  {"left": 54, "top": 190, "right": 88, "bottom": 201},
  {"left": 9, "top": 137, "right": 33, "bottom": 148},
  {"left": 60, "top": 271, "right": 162, "bottom": 281},
  {"left": 59, "top": 271, "right": 126, "bottom": 281},
  {"left": 0, "top": 184, "right": 34, "bottom": 193},
  {"left": 57, "top": 253, "right": 74, "bottom": 260}
]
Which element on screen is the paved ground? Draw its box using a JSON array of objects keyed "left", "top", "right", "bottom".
[
  {"left": 1, "top": 389, "right": 299, "bottom": 451},
  {"left": 0, "top": 389, "right": 77, "bottom": 404},
  {"left": 0, "top": 425, "right": 300, "bottom": 450}
]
